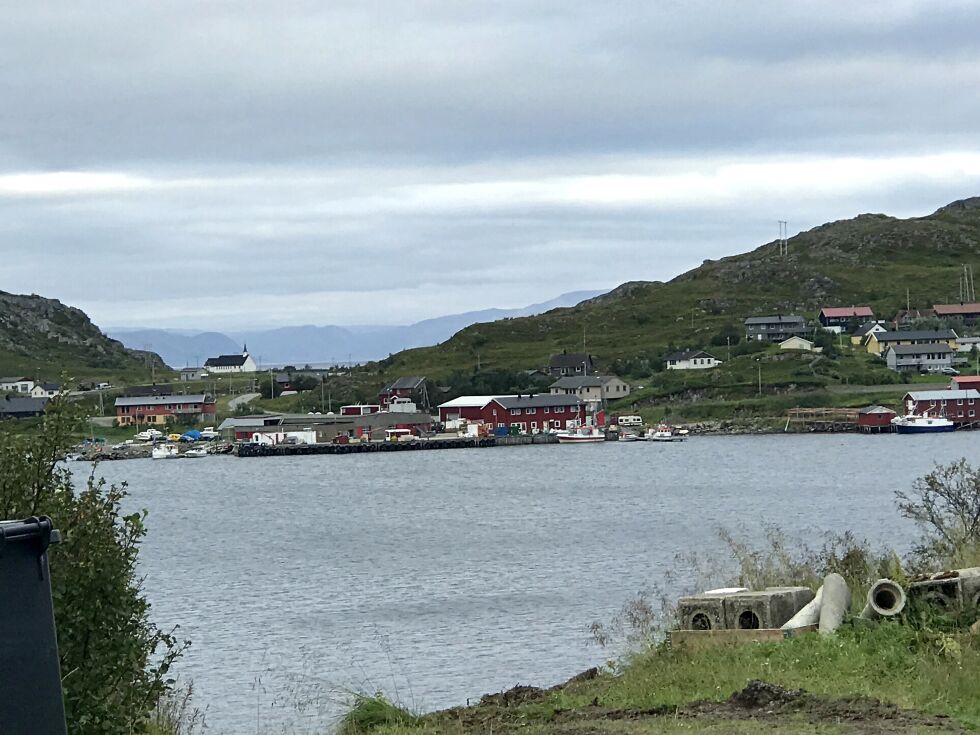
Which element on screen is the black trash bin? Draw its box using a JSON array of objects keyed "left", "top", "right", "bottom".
[{"left": 0, "top": 516, "right": 67, "bottom": 735}]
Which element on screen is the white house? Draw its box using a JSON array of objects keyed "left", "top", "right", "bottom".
[
  {"left": 0, "top": 377, "right": 35, "bottom": 394},
  {"left": 30, "top": 382, "right": 62, "bottom": 399},
  {"left": 204, "top": 347, "right": 258, "bottom": 374},
  {"left": 665, "top": 350, "right": 721, "bottom": 370}
]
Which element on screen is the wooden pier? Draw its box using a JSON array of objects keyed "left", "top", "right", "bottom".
[
  {"left": 237, "top": 436, "right": 496, "bottom": 457},
  {"left": 784, "top": 407, "right": 859, "bottom": 432}
]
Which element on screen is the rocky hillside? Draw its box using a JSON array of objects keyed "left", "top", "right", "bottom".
[
  {"left": 380, "top": 196, "right": 980, "bottom": 377},
  {"left": 0, "top": 291, "right": 164, "bottom": 375}
]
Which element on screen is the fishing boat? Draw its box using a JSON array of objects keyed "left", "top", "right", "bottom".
[
  {"left": 151, "top": 444, "right": 179, "bottom": 459},
  {"left": 555, "top": 425, "right": 605, "bottom": 443},
  {"left": 647, "top": 423, "right": 688, "bottom": 442},
  {"left": 890, "top": 413, "right": 955, "bottom": 434}
]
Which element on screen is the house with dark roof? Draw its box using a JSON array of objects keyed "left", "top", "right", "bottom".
[
  {"left": 0, "top": 377, "right": 34, "bottom": 394},
  {"left": 665, "top": 349, "right": 722, "bottom": 370},
  {"left": 885, "top": 344, "right": 955, "bottom": 373},
  {"left": 204, "top": 347, "right": 258, "bottom": 374},
  {"left": 850, "top": 321, "right": 887, "bottom": 346},
  {"left": 865, "top": 329, "right": 958, "bottom": 356},
  {"left": 549, "top": 375, "right": 630, "bottom": 402},
  {"left": 115, "top": 394, "right": 216, "bottom": 426},
  {"left": 121, "top": 384, "right": 175, "bottom": 398},
  {"left": 0, "top": 396, "right": 48, "bottom": 418},
  {"left": 30, "top": 382, "right": 62, "bottom": 399},
  {"left": 818, "top": 306, "right": 874, "bottom": 332},
  {"left": 437, "top": 393, "right": 586, "bottom": 432},
  {"left": 744, "top": 315, "right": 807, "bottom": 343},
  {"left": 378, "top": 376, "right": 428, "bottom": 410},
  {"left": 547, "top": 352, "right": 594, "bottom": 376}
]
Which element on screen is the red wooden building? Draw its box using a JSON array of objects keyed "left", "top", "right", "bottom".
[
  {"left": 902, "top": 390, "right": 980, "bottom": 425},
  {"left": 951, "top": 376, "right": 980, "bottom": 391},
  {"left": 438, "top": 394, "right": 586, "bottom": 431},
  {"left": 340, "top": 404, "right": 381, "bottom": 416},
  {"left": 856, "top": 405, "right": 896, "bottom": 433},
  {"left": 378, "top": 376, "right": 426, "bottom": 410},
  {"left": 115, "top": 394, "right": 216, "bottom": 426}
]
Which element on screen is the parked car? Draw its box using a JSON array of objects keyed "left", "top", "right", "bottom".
[{"left": 941, "top": 367, "right": 960, "bottom": 375}]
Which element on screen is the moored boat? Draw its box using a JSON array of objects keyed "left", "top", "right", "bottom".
[
  {"left": 555, "top": 425, "right": 605, "bottom": 443},
  {"left": 151, "top": 444, "right": 179, "bottom": 459},
  {"left": 890, "top": 413, "right": 955, "bottom": 434},
  {"left": 182, "top": 447, "right": 209, "bottom": 458},
  {"left": 647, "top": 423, "right": 687, "bottom": 442},
  {"left": 618, "top": 432, "right": 642, "bottom": 442}
]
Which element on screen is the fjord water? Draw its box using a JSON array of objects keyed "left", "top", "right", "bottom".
[{"left": 88, "top": 434, "right": 970, "bottom": 733}]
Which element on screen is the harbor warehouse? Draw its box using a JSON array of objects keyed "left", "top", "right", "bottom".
[
  {"left": 438, "top": 394, "right": 585, "bottom": 431},
  {"left": 902, "top": 390, "right": 980, "bottom": 425}
]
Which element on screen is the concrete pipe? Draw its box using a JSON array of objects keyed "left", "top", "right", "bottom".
[
  {"left": 781, "top": 586, "right": 823, "bottom": 630},
  {"left": 818, "top": 573, "right": 852, "bottom": 635},
  {"left": 860, "top": 578, "right": 906, "bottom": 620}
]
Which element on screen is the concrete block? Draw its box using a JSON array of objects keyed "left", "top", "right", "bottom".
[
  {"left": 724, "top": 587, "right": 814, "bottom": 630},
  {"left": 677, "top": 593, "right": 727, "bottom": 631},
  {"left": 908, "top": 575, "right": 962, "bottom": 612},
  {"left": 957, "top": 568, "right": 980, "bottom": 611}
]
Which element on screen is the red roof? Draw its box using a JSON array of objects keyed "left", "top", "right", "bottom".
[
  {"left": 934, "top": 303, "right": 980, "bottom": 316},
  {"left": 953, "top": 376, "right": 980, "bottom": 386},
  {"left": 820, "top": 306, "right": 874, "bottom": 318}
]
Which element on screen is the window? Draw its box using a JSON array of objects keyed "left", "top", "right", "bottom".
[
  {"left": 526, "top": 408, "right": 536, "bottom": 415},
  {"left": 531, "top": 422, "right": 537, "bottom": 429},
  {"left": 971, "top": 410, "right": 976, "bottom": 418},
  {"left": 510, "top": 408, "right": 520, "bottom": 416},
  {"left": 544, "top": 407, "right": 550, "bottom": 413}
]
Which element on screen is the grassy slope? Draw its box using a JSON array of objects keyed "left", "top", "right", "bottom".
[
  {"left": 0, "top": 290, "right": 164, "bottom": 383},
  {"left": 361, "top": 624, "right": 976, "bottom": 734},
  {"left": 376, "top": 199, "right": 980, "bottom": 382}
]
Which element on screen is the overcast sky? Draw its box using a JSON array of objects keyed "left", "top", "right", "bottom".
[{"left": 2, "top": 1, "right": 980, "bottom": 330}]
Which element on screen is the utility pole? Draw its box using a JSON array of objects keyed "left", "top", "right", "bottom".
[
  {"left": 726, "top": 336, "right": 731, "bottom": 361},
  {"left": 269, "top": 369, "right": 274, "bottom": 399},
  {"left": 778, "top": 220, "right": 788, "bottom": 257},
  {"left": 320, "top": 376, "right": 325, "bottom": 411},
  {"left": 757, "top": 360, "right": 762, "bottom": 396}
]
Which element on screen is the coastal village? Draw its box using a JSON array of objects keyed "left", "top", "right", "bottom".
[{"left": 10, "top": 298, "right": 980, "bottom": 454}]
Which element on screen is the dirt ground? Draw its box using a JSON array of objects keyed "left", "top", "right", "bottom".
[{"left": 440, "top": 678, "right": 964, "bottom": 735}]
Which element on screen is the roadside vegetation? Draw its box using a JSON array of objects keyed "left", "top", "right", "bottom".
[
  {"left": 0, "top": 397, "right": 187, "bottom": 734},
  {"left": 336, "top": 460, "right": 980, "bottom": 735}
]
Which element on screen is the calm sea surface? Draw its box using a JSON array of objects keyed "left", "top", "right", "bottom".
[{"left": 81, "top": 433, "right": 977, "bottom": 733}]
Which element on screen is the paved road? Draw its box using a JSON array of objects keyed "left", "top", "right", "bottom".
[{"left": 227, "top": 392, "right": 261, "bottom": 410}]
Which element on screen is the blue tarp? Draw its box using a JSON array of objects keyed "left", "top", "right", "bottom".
[{"left": 180, "top": 430, "right": 202, "bottom": 442}]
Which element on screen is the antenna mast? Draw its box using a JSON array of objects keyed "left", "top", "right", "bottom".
[{"left": 778, "top": 220, "right": 788, "bottom": 257}]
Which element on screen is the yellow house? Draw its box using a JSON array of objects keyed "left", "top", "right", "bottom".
[
  {"left": 865, "top": 329, "right": 959, "bottom": 356},
  {"left": 850, "top": 321, "right": 887, "bottom": 346}
]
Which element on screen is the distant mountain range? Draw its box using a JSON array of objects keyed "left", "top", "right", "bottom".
[{"left": 107, "top": 290, "right": 607, "bottom": 368}]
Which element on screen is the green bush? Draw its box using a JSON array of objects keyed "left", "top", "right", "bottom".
[
  {"left": 0, "top": 397, "right": 185, "bottom": 734},
  {"left": 338, "top": 693, "right": 418, "bottom": 735}
]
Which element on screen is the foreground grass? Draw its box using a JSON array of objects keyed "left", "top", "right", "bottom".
[{"left": 348, "top": 623, "right": 978, "bottom": 734}]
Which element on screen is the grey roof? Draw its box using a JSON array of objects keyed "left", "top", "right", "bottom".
[
  {"left": 493, "top": 394, "right": 585, "bottom": 409},
  {"left": 851, "top": 321, "right": 882, "bottom": 336},
  {"left": 549, "top": 352, "right": 592, "bottom": 368},
  {"left": 744, "top": 315, "right": 805, "bottom": 326},
  {"left": 889, "top": 343, "right": 954, "bottom": 356},
  {"left": 384, "top": 376, "right": 425, "bottom": 391},
  {"left": 906, "top": 390, "right": 980, "bottom": 401},
  {"left": 115, "top": 394, "right": 209, "bottom": 407},
  {"left": 36, "top": 382, "right": 60, "bottom": 390},
  {"left": 665, "top": 349, "right": 717, "bottom": 361},
  {"left": 0, "top": 376, "right": 30, "bottom": 383},
  {"left": 858, "top": 405, "right": 896, "bottom": 415},
  {"left": 0, "top": 397, "right": 47, "bottom": 415},
  {"left": 205, "top": 353, "right": 249, "bottom": 367},
  {"left": 597, "top": 375, "right": 625, "bottom": 384},
  {"left": 550, "top": 376, "right": 603, "bottom": 389},
  {"left": 874, "top": 330, "right": 957, "bottom": 342}
]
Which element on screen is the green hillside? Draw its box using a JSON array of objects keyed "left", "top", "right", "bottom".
[
  {"left": 378, "top": 197, "right": 980, "bottom": 379},
  {"left": 0, "top": 291, "right": 165, "bottom": 382}
]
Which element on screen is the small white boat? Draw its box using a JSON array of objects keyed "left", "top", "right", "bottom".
[
  {"left": 647, "top": 423, "right": 687, "bottom": 442},
  {"left": 151, "top": 444, "right": 179, "bottom": 459},
  {"left": 618, "top": 432, "right": 642, "bottom": 443},
  {"left": 182, "top": 447, "right": 209, "bottom": 458},
  {"left": 890, "top": 413, "right": 955, "bottom": 434},
  {"left": 556, "top": 425, "right": 605, "bottom": 443}
]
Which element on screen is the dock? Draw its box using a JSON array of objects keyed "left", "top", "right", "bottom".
[{"left": 237, "top": 436, "right": 497, "bottom": 457}]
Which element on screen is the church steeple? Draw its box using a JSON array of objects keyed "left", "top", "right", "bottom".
[{"left": 243, "top": 344, "right": 248, "bottom": 355}]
